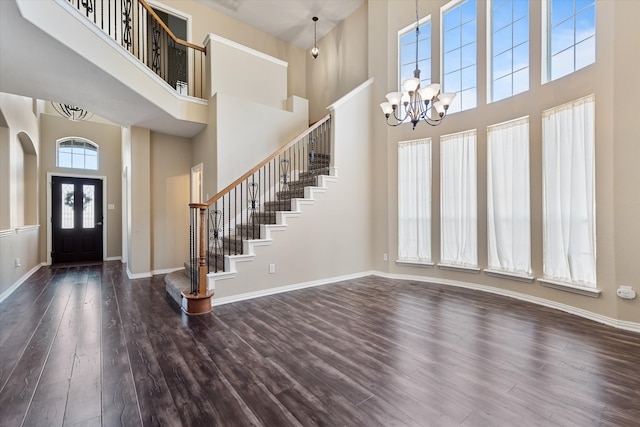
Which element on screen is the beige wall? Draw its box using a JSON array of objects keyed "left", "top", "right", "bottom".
[
  {"left": 150, "top": 131, "right": 191, "bottom": 272},
  {"left": 0, "top": 93, "right": 41, "bottom": 299},
  {"left": 306, "top": 2, "right": 369, "bottom": 123},
  {"left": 39, "top": 113, "right": 122, "bottom": 262},
  {"left": 213, "top": 82, "right": 374, "bottom": 300},
  {"left": 366, "top": 0, "right": 640, "bottom": 324},
  {"left": 612, "top": 0, "right": 640, "bottom": 323},
  {"left": 152, "top": 0, "right": 307, "bottom": 100}
]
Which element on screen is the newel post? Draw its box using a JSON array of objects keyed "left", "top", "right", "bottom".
[
  {"left": 198, "top": 206, "right": 208, "bottom": 295},
  {"left": 181, "top": 203, "right": 214, "bottom": 315}
]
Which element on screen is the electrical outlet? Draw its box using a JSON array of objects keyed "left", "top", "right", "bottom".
[
  {"left": 383, "top": 253, "right": 388, "bottom": 261},
  {"left": 269, "top": 263, "right": 276, "bottom": 274},
  {"left": 14, "top": 258, "right": 21, "bottom": 268},
  {"left": 617, "top": 285, "right": 637, "bottom": 300}
]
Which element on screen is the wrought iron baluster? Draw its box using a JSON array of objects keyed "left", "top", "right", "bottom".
[{"left": 122, "top": 0, "right": 132, "bottom": 49}]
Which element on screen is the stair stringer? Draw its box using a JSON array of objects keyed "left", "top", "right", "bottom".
[{"left": 205, "top": 174, "right": 339, "bottom": 294}]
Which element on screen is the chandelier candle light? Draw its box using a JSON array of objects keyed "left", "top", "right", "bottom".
[{"left": 380, "top": 0, "right": 455, "bottom": 129}]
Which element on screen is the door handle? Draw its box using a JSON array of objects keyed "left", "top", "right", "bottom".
[{"left": 96, "top": 221, "right": 103, "bottom": 226}]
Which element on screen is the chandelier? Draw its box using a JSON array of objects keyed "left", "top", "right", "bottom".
[
  {"left": 380, "top": 0, "right": 455, "bottom": 130},
  {"left": 51, "top": 102, "right": 93, "bottom": 121}
]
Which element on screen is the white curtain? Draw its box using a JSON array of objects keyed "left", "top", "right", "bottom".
[
  {"left": 542, "top": 94, "right": 596, "bottom": 286},
  {"left": 398, "top": 139, "right": 431, "bottom": 262},
  {"left": 440, "top": 130, "right": 477, "bottom": 266},
  {"left": 487, "top": 117, "right": 531, "bottom": 275}
]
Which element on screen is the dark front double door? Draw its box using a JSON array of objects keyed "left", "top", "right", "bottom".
[{"left": 51, "top": 176, "right": 104, "bottom": 264}]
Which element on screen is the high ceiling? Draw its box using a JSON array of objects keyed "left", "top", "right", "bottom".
[{"left": 195, "top": 0, "right": 365, "bottom": 49}]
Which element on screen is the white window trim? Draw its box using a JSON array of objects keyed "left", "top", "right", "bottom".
[
  {"left": 538, "top": 278, "right": 602, "bottom": 297},
  {"left": 484, "top": 269, "right": 535, "bottom": 283}
]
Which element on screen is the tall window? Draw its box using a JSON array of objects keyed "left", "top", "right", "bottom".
[
  {"left": 398, "top": 139, "right": 432, "bottom": 263},
  {"left": 542, "top": 95, "right": 596, "bottom": 287},
  {"left": 399, "top": 19, "right": 432, "bottom": 90},
  {"left": 487, "top": 117, "right": 531, "bottom": 275},
  {"left": 440, "top": 129, "right": 477, "bottom": 267},
  {"left": 442, "top": 0, "right": 477, "bottom": 113},
  {"left": 57, "top": 138, "right": 99, "bottom": 170},
  {"left": 546, "top": 0, "right": 596, "bottom": 82},
  {"left": 489, "top": 0, "right": 529, "bottom": 102}
]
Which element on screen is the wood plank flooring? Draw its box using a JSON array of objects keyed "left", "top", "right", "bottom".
[{"left": 1, "top": 261, "right": 639, "bottom": 426}]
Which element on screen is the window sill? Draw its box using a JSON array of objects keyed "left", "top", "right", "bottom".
[
  {"left": 437, "top": 263, "right": 481, "bottom": 274},
  {"left": 538, "top": 278, "right": 602, "bottom": 298},
  {"left": 484, "top": 269, "right": 535, "bottom": 283},
  {"left": 396, "top": 260, "right": 434, "bottom": 268}
]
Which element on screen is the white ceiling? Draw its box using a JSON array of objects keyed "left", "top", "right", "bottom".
[{"left": 195, "top": 0, "right": 365, "bottom": 49}]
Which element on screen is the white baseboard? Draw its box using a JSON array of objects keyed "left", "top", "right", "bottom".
[
  {"left": 0, "top": 262, "right": 46, "bottom": 304},
  {"left": 126, "top": 268, "right": 152, "bottom": 279},
  {"left": 211, "top": 270, "right": 374, "bottom": 306},
  {"left": 105, "top": 256, "right": 122, "bottom": 261},
  {"left": 375, "top": 271, "right": 640, "bottom": 334}
]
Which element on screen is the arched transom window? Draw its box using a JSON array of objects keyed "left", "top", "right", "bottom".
[{"left": 56, "top": 137, "right": 99, "bottom": 170}]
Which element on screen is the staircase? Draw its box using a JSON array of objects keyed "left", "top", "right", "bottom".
[{"left": 165, "top": 115, "right": 333, "bottom": 313}]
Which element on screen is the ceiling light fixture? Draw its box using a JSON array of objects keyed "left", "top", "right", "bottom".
[
  {"left": 51, "top": 102, "right": 93, "bottom": 121},
  {"left": 380, "top": 0, "right": 455, "bottom": 129},
  {"left": 311, "top": 16, "right": 319, "bottom": 59}
]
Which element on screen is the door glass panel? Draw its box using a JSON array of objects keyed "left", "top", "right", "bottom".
[
  {"left": 83, "top": 184, "right": 95, "bottom": 228},
  {"left": 62, "top": 183, "right": 74, "bottom": 229}
]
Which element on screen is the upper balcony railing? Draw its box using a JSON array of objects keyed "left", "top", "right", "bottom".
[{"left": 67, "top": 0, "right": 206, "bottom": 99}]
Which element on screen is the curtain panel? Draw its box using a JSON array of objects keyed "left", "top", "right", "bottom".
[
  {"left": 542, "top": 94, "right": 596, "bottom": 287},
  {"left": 398, "top": 139, "right": 432, "bottom": 262},
  {"left": 440, "top": 129, "right": 478, "bottom": 267},
  {"left": 487, "top": 116, "right": 531, "bottom": 275}
]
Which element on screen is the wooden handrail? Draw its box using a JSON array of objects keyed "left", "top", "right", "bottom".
[
  {"left": 191, "top": 113, "right": 332, "bottom": 209},
  {"left": 139, "top": 0, "right": 206, "bottom": 53}
]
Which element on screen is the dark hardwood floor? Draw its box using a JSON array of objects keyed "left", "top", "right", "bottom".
[{"left": 1, "top": 262, "right": 639, "bottom": 426}]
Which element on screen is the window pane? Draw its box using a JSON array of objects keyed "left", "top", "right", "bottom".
[
  {"left": 551, "top": 0, "right": 574, "bottom": 26},
  {"left": 442, "top": 0, "right": 476, "bottom": 113},
  {"left": 493, "top": 74, "right": 512, "bottom": 101},
  {"left": 513, "top": 41, "right": 529, "bottom": 71},
  {"left": 494, "top": 50, "right": 513, "bottom": 79},
  {"left": 444, "top": 6, "right": 461, "bottom": 31},
  {"left": 461, "top": 86, "right": 477, "bottom": 110},
  {"left": 58, "top": 152, "right": 72, "bottom": 168},
  {"left": 83, "top": 185, "right": 95, "bottom": 228},
  {"left": 575, "top": 36, "right": 595, "bottom": 70},
  {"left": 399, "top": 21, "right": 431, "bottom": 90},
  {"left": 512, "top": 67, "right": 529, "bottom": 95},
  {"left": 513, "top": 0, "right": 528, "bottom": 19},
  {"left": 444, "top": 48, "right": 461, "bottom": 74},
  {"left": 493, "top": 0, "right": 512, "bottom": 29},
  {"left": 551, "top": 47, "right": 575, "bottom": 80},
  {"left": 493, "top": 25, "right": 512, "bottom": 55},
  {"left": 551, "top": 18, "right": 575, "bottom": 55},
  {"left": 461, "top": 21, "right": 476, "bottom": 45},
  {"left": 575, "top": 6, "right": 595, "bottom": 42},
  {"left": 461, "top": 43, "right": 476, "bottom": 68},
  {"left": 444, "top": 28, "right": 461, "bottom": 53},
  {"left": 513, "top": 16, "right": 529, "bottom": 45},
  {"left": 62, "top": 183, "right": 74, "bottom": 229},
  {"left": 461, "top": 0, "right": 476, "bottom": 23},
  {"left": 461, "top": 64, "right": 477, "bottom": 90}
]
